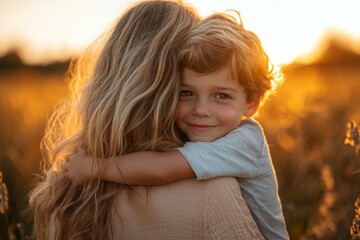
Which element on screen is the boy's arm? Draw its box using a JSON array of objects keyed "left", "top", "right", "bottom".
[{"left": 65, "top": 150, "right": 195, "bottom": 185}]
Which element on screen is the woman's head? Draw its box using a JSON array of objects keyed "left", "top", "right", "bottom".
[
  {"left": 82, "top": 0, "right": 199, "bottom": 158},
  {"left": 179, "top": 12, "right": 282, "bottom": 104},
  {"left": 30, "top": 1, "right": 199, "bottom": 239}
]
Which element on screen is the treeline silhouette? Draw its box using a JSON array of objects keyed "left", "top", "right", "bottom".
[
  {"left": 1, "top": 35, "right": 360, "bottom": 70},
  {"left": 0, "top": 50, "right": 70, "bottom": 72}
]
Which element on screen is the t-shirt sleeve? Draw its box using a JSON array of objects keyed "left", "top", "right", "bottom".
[{"left": 177, "top": 118, "right": 266, "bottom": 180}]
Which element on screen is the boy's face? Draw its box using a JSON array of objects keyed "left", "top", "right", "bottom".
[{"left": 176, "top": 66, "right": 258, "bottom": 142}]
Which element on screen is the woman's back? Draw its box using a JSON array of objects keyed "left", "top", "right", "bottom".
[{"left": 112, "top": 177, "right": 263, "bottom": 239}]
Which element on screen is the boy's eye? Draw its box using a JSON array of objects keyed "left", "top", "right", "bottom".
[
  {"left": 179, "top": 90, "right": 193, "bottom": 97},
  {"left": 215, "top": 93, "right": 230, "bottom": 100}
]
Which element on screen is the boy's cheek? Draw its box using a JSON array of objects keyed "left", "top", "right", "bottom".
[{"left": 175, "top": 103, "right": 189, "bottom": 119}]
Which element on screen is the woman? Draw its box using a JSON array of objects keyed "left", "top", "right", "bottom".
[{"left": 29, "top": 1, "right": 263, "bottom": 239}]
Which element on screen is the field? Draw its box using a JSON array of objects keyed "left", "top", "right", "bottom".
[
  {"left": 259, "top": 64, "right": 360, "bottom": 239},
  {"left": 0, "top": 46, "right": 360, "bottom": 239}
]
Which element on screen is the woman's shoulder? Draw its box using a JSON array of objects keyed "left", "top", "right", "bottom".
[
  {"left": 113, "top": 177, "right": 241, "bottom": 201},
  {"left": 111, "top": 178, "right": 263, "bottom": 239},
  {"left": 110, "top": 178, "right": 240, "bottom": 239},
  {"left": 156, "top": 176, "right": 238, "bottom": 190},
  {"left": 113, "top": 177, "right": 241, "bottom": 216},
  {"left": 150, "top": 177, "right": 240, "bottom": 199}
]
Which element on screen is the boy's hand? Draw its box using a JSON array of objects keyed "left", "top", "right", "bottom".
[{"left": 65, "top": 150, "right": 94, "bottom": 184}]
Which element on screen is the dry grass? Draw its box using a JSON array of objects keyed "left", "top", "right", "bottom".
[
  {"left": 258, "top": 65, "right": 360, "bottom": 239},
  {"left": 345, "top": 121, "right": 360, "bottom": 239}
]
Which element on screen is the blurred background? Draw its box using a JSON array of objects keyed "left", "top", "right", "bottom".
[{"left": 0, "top": 0, "right": 359, "bottom": 239}]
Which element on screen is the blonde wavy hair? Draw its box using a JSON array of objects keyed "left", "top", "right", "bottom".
[
  {"left": 29, "top": 1, "right": 199, "bottom": 239},
  {"left": 179, "top": 12, "right": 283, "bottom": 104}
]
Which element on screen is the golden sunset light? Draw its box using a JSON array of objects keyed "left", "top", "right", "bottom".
[
  {"left": 1, "top": 1, "right": 360, "bottom": 239},
  {"left": 0, "top": 0, "right": 360, "bottom": 65},
  {"left": 187, "top": 0, "right": 360, "bottom": 64}
]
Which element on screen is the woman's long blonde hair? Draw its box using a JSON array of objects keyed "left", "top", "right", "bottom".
[{"left": 29, "top": 1, "right": 198, "bottom": 239}]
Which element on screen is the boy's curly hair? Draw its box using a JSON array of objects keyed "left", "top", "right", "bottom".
[{"left": 180, "top": 11, "right": 283, "bottom": 104}]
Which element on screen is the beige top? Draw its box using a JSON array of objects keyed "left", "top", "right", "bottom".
[{"left": 111, "top": 177, "right": 264, "bottom": 239}]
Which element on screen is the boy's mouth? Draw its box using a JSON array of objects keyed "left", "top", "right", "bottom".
[{"left": 188, "top": 123, "right": 215, "bottom": 131}]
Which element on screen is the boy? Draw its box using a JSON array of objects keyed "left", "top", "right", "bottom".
[{"left": 66, "top": 12, "right": 288, "bottom": 239}]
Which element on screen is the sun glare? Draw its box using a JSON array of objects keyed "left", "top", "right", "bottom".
[
  {"left": 186, "top": 0, "right": 360, "bottom": 65},
  {"left": 0, "top": 0, "right": 134, "bottom": 64},
  {"left": 0, "top": 0, "right": 360, "bottom": 65},
  {"left": 185, "top": 0, "right": 307, "bottom": 65}
]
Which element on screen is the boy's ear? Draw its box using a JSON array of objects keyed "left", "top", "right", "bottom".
[{"left": 244, "top": 99, "right": 260, "bottom": 117}]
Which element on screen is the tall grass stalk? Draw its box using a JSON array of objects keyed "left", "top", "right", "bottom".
[{"left": 345, "top": 121, "right": 360, "bottom": 239}]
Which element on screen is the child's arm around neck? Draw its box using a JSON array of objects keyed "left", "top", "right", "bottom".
[
  {"left": 65, "top": 150, "right": 195, "bottom": 185},
  {"left": 65, "top": 119, "right": 261, "bottom": 185}
]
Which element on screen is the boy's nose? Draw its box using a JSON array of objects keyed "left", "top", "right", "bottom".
[{"left": 192, "top": 99, "right": 211, "bottom": 117}]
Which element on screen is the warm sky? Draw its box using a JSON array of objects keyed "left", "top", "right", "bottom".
[{"left": 1, "top": 0, "right": 360, "bottom": 65}]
